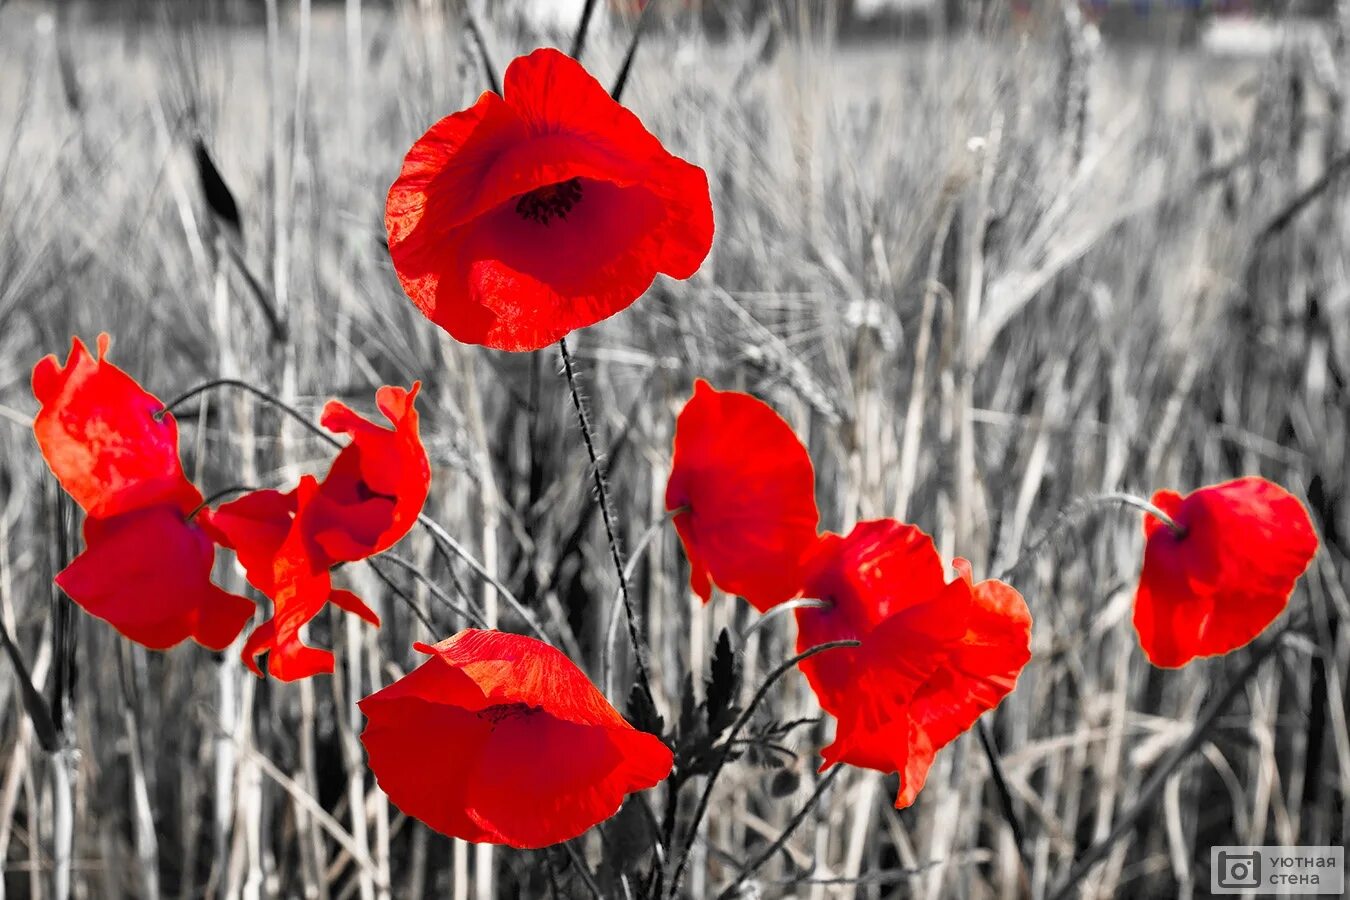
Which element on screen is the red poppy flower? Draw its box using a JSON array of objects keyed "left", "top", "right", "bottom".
[
  {"left": 795, "top": 520, "right": 1031, "bottom": 808},
  {"left": 300, "top": 383, "right": 430, "bottom": 564},
  {"left": 32, "top": 334, "right": 199, "bottom": 519},
  {"left": 385, "top": 47, "right": 714, "bottom": 351},
  {"left": 202, "top": 384, "right": 426, "bottom": 679},
  {"left": 1133, "top": 477, "right": 1317, "bottom": 668},
  {"left": 359, "top": 629, "right": 673, "bottom": 848},
  {"left": 32, "top": 335, "right": 253, "bottom": 651},
  {"left": 665, "top": 380, "right": 819, "bottom": 612}
]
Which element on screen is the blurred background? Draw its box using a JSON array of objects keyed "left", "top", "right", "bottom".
[{"left": 0, "top": 0, "right": 1347, "bottom": 897}]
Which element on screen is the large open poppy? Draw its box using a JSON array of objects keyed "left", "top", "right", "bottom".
[
  {"left": 359, "top": 629, "right": 673, "bottom": 848},
  {"left": 1134, "top": 477, "right": 1317, "bottom": 668},
  {"left": 32, "top": 335, "right": 253, "bottom": 650},
  {"left": 795, "top": 520, "right": 1031, "bottom": 808},
  {"left": 665, "top": 380, "right": 819, "bottom": 612},
  {"left": 385, "top": 47, "right": 714, "bottom": 351},
  {"left": 202, "top": 383, "right": 427, "bottom": 679}
]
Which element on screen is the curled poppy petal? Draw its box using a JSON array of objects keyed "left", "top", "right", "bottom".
[
  {"left": 204, "top": 477, "right": 375, "bottom": 681},
  {"left": 796, "top": 520, "right": 1031, "bottom": 808},
  {"left": 32, "top": 334, "right": 200, "bottom": 518},
  {"left": 359, "top": 629, "right": 673, "bottom": 848},
  {"left": 665, "top": 380, "right": 819, "bottom": 611},
  {"left": 386, "top": 47, "right": 714, "bottom": 351},
  {"left": 56, "top": 505, "right": 254, "bottom": 651},
  {"left": 1134, "top": 477, "right": 1317, "bottom": 668},
  {"left": 302, "top": 383, "right": 430, "bottom": 564}
]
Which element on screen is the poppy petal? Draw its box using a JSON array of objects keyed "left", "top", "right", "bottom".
[
  {"left": 32, "top": 335, "right": 200, "bottom": 519},
  {"left": 56, "top": 505, "right": 253, "bottom": 651},
  {"left": 304, "top": 383, "right": 429, "bottom": 564},
  {"left": 666, "top": 380, "right": 819, "bottom": 611}
]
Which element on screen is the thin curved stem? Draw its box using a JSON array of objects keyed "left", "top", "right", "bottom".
[
  {"left": 415, "top": 514, "right": 551, "bottom": 643},
  {"left": 365, "top": 557, "right": 437, "bottom": 636},
  {"left": 665, "top": 640, "right": 859, "bottom": 899},
  {"left": 997, "top": 490, "right": 1185, "bottom": 583},
  {"left": 372, "top": 553, "right": 490, "bottom": 630},
  {"left": 187, "top": 484, "right": 263, "bottom": 520},
  {"left": 562, "top": 841, "right": 604, "bottom": 900},
  {"left": 156, "top": 378, "right": 342, "bottom": 449},
  {"left": 715, "top": 765, "right": 842, "bottom": 900},
  {"left": 1097, "top": 492, "right": 1186, "bottom": 537},
  {"left": 558, "top": 336, "right": 651, "bottom": 700},
  {"left": 740, "top": 598, "right": 831, "bottom": 641}
]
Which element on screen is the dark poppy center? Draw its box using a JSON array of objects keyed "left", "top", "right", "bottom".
[
  {"left": 515, "top": 178, "right": 583, "bottom": 225},
  {"left": 476, "top": 702, "right": 542, "bottom": 725}
]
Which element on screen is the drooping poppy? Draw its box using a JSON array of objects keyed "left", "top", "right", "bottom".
[
  {"left": 795, "top": 520, "right": 1032, "bottom": 808},
  {"left": 202, "top": 384, "right": 426, "bottom": 679},
  {"left": 359, "top": 629, "right": 673, "bottom": 848},
  {"left": 1133, "top": 477, "right": 1317, "bottom": 668},
  {"left": 665, "top": 380, "right": 819, "bottom": 612},
  {"left": 385, "top": 47, "right": 714, "bottom": 351},
  {"left": 32, "top": 335, "right": 253, "bottom": 651}
]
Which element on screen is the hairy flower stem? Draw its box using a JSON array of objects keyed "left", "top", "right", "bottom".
[
  {"left": 997, "top": 491, "right": 1184, "bottom": 583},
  {"left": 715, "top": 765, "right": 843, "bottom": 900},
  {"left": 557, "top": 337, "right": 653, "bottom": 702},
  {"left": 664, "top": 640, "right": 860, "bottom": 900}
]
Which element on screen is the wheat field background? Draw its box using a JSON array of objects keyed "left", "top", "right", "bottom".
[{"left": 0, "top": 1, "right": 1347, "bottom": 898}]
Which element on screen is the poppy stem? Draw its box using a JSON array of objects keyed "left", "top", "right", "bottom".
[
  {"left": 561, "top": 841, "right": 605, "bottom": 900},
  {"left": 714, "top": 765, "right": 843, "bottom": 900},
  {"left": 154, "top": 378, "right": 343, "bottom": 450},
  {"left": 568, "top": 0, "right": 600, "bottom": 60},
  {"left": 557, "top": 337, "right": 653, "bottom": 702},
  {"left": 367, "top": 554, "right": 489, "bottom": 632},
  {"left": 975, "top": 719, "right": 1034, "bottom": 879},
  {"left": 739, "top": 598, "right": 831, "bottom": 641},
  {"left": 187, "top": 485, "right": 263, "bottom": 520},
  {"left": 365, "top": 556, "right": 438, "bottom": 636},
  {"left": 1097, "top": 492, "right": 1187, "bottom": 539},
  {"left": 996, "top": 490, "right": 1185, "bottom": 583},
  {"left": 609, "top": 0, "right": 658, "bottom": 103},
  {"left": 415, "top": 514, "right": 553, "bottom": 644},
  {"left": 665, "top": 639, "right": 859, "bottom": 900}
]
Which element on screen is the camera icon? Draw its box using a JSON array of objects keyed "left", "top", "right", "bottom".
[{"left": 1216, "top": 851, "right": 1262, "bottom": 888}]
